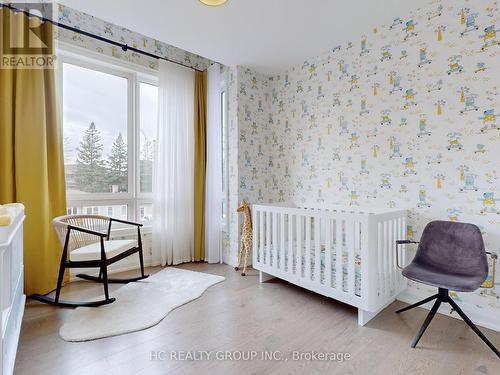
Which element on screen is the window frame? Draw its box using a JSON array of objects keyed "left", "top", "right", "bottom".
[{"left": 58, "top": 43, "right": 158, "bottom": 227}]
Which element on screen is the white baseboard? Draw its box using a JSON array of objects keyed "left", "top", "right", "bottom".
[{"left": 397, "top": 288, "right": 500, "bottom": 333}]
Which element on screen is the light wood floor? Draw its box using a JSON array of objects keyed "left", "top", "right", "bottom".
[{"left": 15, "top": 263, "right": 500, "bottom": 375}]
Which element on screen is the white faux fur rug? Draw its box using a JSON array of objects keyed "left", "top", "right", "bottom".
[{"left": 59, "top": 267, "right": 225, "bottom": 342}]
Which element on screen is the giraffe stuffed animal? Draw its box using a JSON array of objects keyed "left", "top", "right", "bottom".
[{"left": 236, "top": 201, "right": 253, "bottom": 276}]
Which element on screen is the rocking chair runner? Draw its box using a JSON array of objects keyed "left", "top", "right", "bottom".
[{"left": 31, "top": 215, "right": 149, "bottom": 307}]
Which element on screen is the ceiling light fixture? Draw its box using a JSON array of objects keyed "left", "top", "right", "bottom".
[{"left": 199, "top": 0, "right": 228, "bottom": 6}]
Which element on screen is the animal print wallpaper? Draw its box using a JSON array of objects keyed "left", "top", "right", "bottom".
[
  {"left": 231, "top": 0, "right": 500, "bottom": 328},
  {"left": 222, "top": 66, "right": 243, "bottom": 265},
  {"left": 56, "top": 4, "right": 211, "bottom": 71}
]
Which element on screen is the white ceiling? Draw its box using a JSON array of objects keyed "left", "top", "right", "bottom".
[{"left": 58, "top": 0, "right": 428, "bottom": 74}]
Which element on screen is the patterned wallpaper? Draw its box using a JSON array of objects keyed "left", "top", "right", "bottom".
[
  {"left": 56, "top": 4, "right": 212, "bottom": 71},
  {"left": 222, "top": 66, "right": 241, "bottom": 264},
  {"left": 237, "top": 67, "right": 274, "bottom": 202},
  {"left": 233, "top": 0, "right": 500, "bottom": 323},
  {"left": 223, "top": 66, "right": 274, "bottom": 265}
]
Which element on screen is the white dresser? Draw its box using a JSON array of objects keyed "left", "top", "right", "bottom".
[{"left": 0, "top": 206, "right": 26, "bottom": 375}]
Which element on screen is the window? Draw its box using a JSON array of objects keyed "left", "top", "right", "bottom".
[
  {"left": 60, "top": 50, "right": 157, "bottom": 226},
  {"left": 85, "top": 207, "right": 98, "bottom": 215},
  {"left": 75, "top": 205, "right": 126, "bottom": 219},
  {"left": 67, "top": 207, "right": 78, "bottom": 215},
  {"left": 139, "top": 82, "right": 158, "bottom": 194},
  {"left": 62, "top": 63, "right": 129, "bottom": 195},
  {"left": 138, "top": 202, "right": 153, "bottom": 222}
]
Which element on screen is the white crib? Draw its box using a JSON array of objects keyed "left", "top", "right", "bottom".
[
  {"left": 0, "top": 206, "right": 25, "bottom": 375},
  {"left": 252, "top": 204, "right": 407, "bottom": 325}
]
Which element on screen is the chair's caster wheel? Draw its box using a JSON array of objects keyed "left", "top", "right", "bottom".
[
  {"left": 241, "top": 273, "right": 246, "bottom": 276},
  {"left": 235, "top": 267, "right": 239, "bottom": 271}
]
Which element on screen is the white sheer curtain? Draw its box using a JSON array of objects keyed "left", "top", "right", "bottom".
[
  {"left": 153, "top": 60, "right": 195, "bottom": 266},
  {"left": 205, "top": 63, "right": 223, "bottom": 263}
]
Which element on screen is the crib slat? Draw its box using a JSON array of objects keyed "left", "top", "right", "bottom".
[
  {"left": 347, "top": 219, "right": 355, "bottom": 295},
  {"left": 387, "top": 219, "right": 392, "bottom": 293},
  {"left": 259, "top": 210, "right": 264, "bottom": 265},
  {"left": 325, "top": 217, "right": 332, "bottom": 287},
  {"left": 253, "top": 208, "right": 258, "bottom": 264},
  {"left": 336, "top": 219, "right": 343, "bottom": 292},
  {"left": 288, "top": 213, "right": 293, "bottom": 273},
  {"left": 392, "top": 219, "right": 397, "bottom": 292},
  {"left": 266, "top": 211, "right": 271, "bottom": 265},
  {"left": 383, "top": 220, "right": 389, "bottom": 295},
  {"left": 272, "top": 211, "right": 278, "bottom": 267},
  {"left": 305, "top": 215, "right": 311, "bottom": 280},
  {"left": 377, "top": 222, "right": 383, "bottom": 295},
  {"left": 358, "top": 219, "right": 363, "bottom": 289},
  {"left": 379, "top": 221, "right": 384, "bottom": 295},
  {"left": 360, "top": 215, "right": 371, "bottom": 303},
  {"left": 395, "top": 218, "right": 401, "bottom": 283},
  {"left": 381, "top": 220, "right": 386, "bottom": 295},
  {"left": 392, "top": 219, "right": 397, "bottom": 290},
  {"left": 296, "top": 215, "right": 302, "bottom": 277},
  {"left": 402, "top": 216, "right": 407, "bottom": 269},
  {"left": 314, "top": 215, "right": 321, "bottom": 284},
  {"left": 397, "top": 217, "right": 403, "bottom": 285},
  {"left": 280, "top": 213, "right": 285, "bottom": 271},
  {"left": 391, "top": 219, "right": 396, "bottom": 291}
]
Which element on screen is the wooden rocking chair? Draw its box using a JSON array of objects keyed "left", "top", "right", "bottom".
[{"left": 31, "top": 215, "right": 149, "bottom": 307}]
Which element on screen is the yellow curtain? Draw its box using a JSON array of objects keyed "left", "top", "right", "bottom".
[
  {"left": 193, "top": 70, "right": 207, "bottom": 261},
  {"left": 0, "top": 9, "right": 67, "bottom": 295}
]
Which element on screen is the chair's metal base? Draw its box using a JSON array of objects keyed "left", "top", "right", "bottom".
[
  {"left": 76, "top": 273, "right": 150, "bottom": 284},
  {"left": 397, "top": 288, "right": 500, "bottom": 358},
  {"left": 31, "top": 294, "right": 116, "bottom": 308}
]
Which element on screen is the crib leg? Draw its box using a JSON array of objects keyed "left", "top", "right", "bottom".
[
  {"left": 358, "top": 309, "right": 379, "bottom": 326},
  {"left": 358, "top": 298, "right": 395, "bottom": 326},
  {"left": 259, "top": 271, "right": 275, "bottom": 283}
]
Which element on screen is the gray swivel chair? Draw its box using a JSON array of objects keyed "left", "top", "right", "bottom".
[{"left": 396, "top": 220, "right": 499, "bottom": 358}]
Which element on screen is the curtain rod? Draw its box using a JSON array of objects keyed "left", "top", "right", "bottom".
[{"left": 1, "top": 3, "right": 213, "bottom": 73}]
